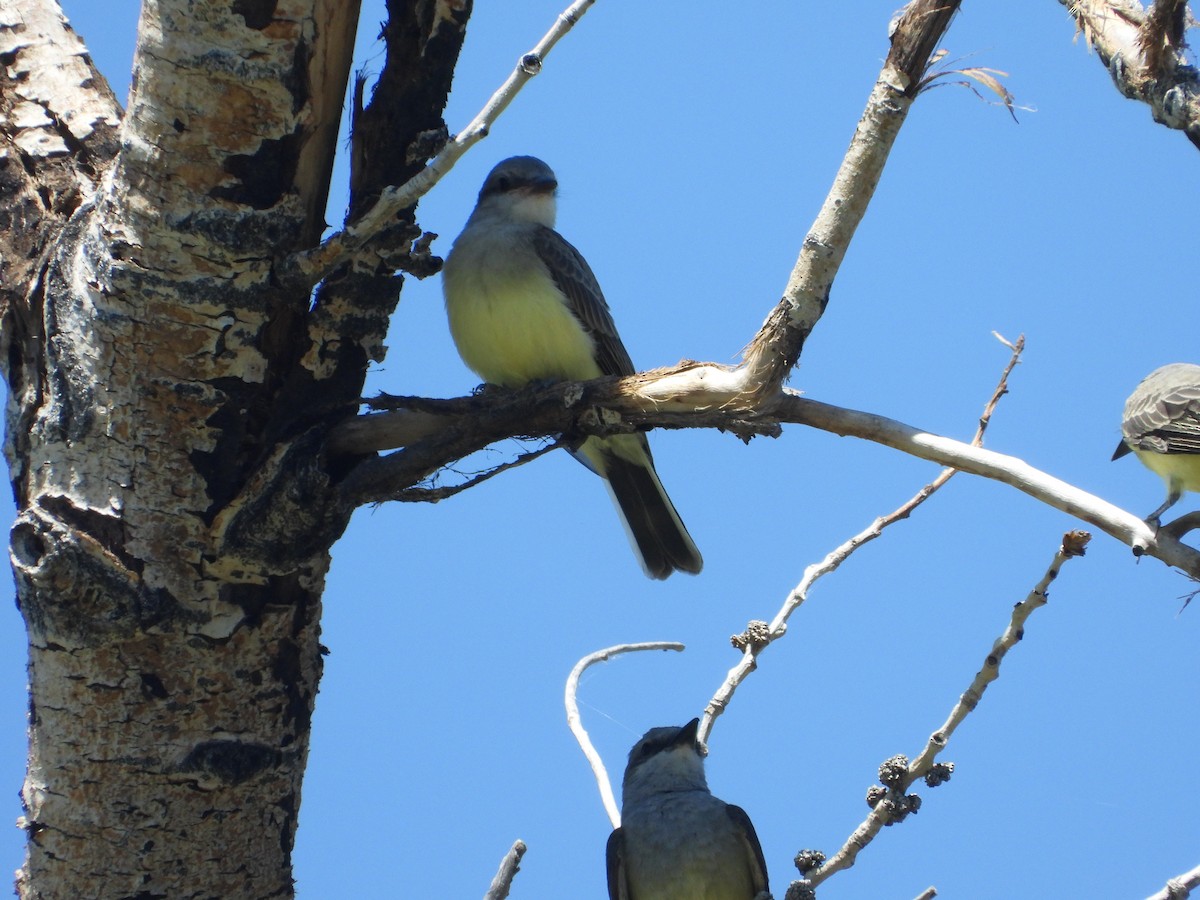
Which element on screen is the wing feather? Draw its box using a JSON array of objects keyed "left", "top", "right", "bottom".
[
  {"left": 726, "top": 804, "right": 770, "bottom": 895},
  {"left": 532, "top": 226, "right": 636, "bottom": 378},
  {"left": 605, "top": 827, "right": 628, "bottom": 900},
  {"left": 1123, "top": 377, "right": 1200, "bottom": 455}
]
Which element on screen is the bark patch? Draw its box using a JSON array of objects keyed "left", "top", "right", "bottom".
[
  {"left": 231, "top": 0, "right": 278, "bottom": 31},
  {"left": 179, "top": 739, "right": 281, "bottom": 785},
  {"left": 212, "top": 132, "right": 301, "bottom": 211}
]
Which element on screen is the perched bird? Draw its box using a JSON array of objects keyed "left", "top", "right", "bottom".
[
  {"left": 607, "top": 718, "right": 769, "bottom": 900},
  {"left": 1113, "top": 363, "right": 1200, "bottom": 524},
  {"left": 442, "top": 156, "right": 702, "bottom": 579}
]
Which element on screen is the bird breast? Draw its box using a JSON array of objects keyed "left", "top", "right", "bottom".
[{"left": 443, "top": 227, "right": 601, "bottom": 387}]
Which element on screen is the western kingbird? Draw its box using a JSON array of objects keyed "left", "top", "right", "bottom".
[
  {"left": 442, "top": 156, "right": 703, "bottom": 579},
  {"left": 1113, "top": 363, "right": 1200, "bottom": 524},
  {"left": 607, "top": 718, "right": 770, "bottom": 900}
]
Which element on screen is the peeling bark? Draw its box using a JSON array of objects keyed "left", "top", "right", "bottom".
[
  {"left": 0, "top": 0, "right": 467, "bottom": 895},
  {"left": 1059, "top": 0, "right": 1200, "bottom": 150}
]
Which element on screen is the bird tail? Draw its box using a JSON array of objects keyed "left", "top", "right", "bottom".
[{"left": 587, "top": 436, "right": 702, "bottom": 580}]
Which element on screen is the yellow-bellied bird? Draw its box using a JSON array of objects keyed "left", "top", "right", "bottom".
[
  {"left": 607, "top": 718, "right": 770, "bottom": 899},
  {"left": 1113, "top": 363, "right": 1200, "bottom": 524},
  {"left": 442, "top": 156, "right": 702, "bottom": 579}
]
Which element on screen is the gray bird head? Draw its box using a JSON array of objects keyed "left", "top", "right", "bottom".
[
  {"left": 472, "top": 155, "right": 558, "bottom": 227},
  {"left": 622, "top": 718, "right": 709, "bottom": 801}
]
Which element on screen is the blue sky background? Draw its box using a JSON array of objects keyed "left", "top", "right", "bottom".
[{"left": 12, "top": 1, "right": 1199, "bottom": 897}]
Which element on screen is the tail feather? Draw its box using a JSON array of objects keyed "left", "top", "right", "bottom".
[{"left": 600, "top": 451, "right": 702, "bottom": 580}]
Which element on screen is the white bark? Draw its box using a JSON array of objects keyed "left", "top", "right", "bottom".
[{"left": 0, "top": 0, "right": 464, "bottom": 894}]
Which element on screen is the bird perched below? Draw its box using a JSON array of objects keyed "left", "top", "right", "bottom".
[
  {"left": 442, "top": 156, "right": 702, "bottom": 579},
  {"left": 607, "top": 718, "right": 769, "bottom": 900},
  {"left": 1113, "top": 363, "right": 1200, "bottom": 525}
]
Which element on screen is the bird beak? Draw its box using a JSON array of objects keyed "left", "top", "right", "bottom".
[{"left": 675, "top": 718, "right": 701, "bottom": 749}]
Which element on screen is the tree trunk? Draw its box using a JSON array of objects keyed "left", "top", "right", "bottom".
[{"left": 0, "top": 0, "right": 468, "bottom": 894}]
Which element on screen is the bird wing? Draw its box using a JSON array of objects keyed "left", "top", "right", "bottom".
[
  {"left": 1124, "top": 379, "right": 1200, "bottom": 455},
  {"left": 605, "top": 827, "right": 629, "bottom": 900},
  {"left": 531, "top": 225, "right": 637, "bottom": 378},
  {"left": 726, "top": 804, "right": 770, "bottom": 895}
]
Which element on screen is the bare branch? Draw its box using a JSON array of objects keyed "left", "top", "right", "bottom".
[
  {"left": 483, "top": 840, "right": 527, "bottom": 900},
  {"left": 386, "top": 440, "right": 561, "bottom": 503},
  {"left": 775, "top": 395, "right": 1194, "bottom": 570},
  {"left": 1058, "top": 0, "right": 1200, "bottom": 149},
  {"left": 802, "top": 532, "right": 1090, "bottom": 889},
  {"left": 1146, "top": 861, "right": 1200, "bottom": 899},
  {"left": 333, "top": 352, "right": 1200, "bottom": 579},
  {"left": 564, "top": 642, "right": 686, "bottom": 829},
  {"left": 701, "top": 336, "right": 1024, "bottom": 746},
  {"left": 908, "top": 529, "right": 1091, "bottom": 779},
  {"left": 741, "top": 0, "right": 962, "bottom": 399},
  {"left": 281, "top": 0, "right": 597, "bottom": 287}
]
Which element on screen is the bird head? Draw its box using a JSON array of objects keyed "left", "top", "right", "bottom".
[
  {"left": 621, "top": 718, "right": 709, "bottom": 799},
  {"left": 474, "top": 155, "right": 558, "bottom": 227}
]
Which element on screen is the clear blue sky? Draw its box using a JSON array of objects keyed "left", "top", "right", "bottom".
[{"left": 15, "top": 2, "right": 1200, "bottom": 897}]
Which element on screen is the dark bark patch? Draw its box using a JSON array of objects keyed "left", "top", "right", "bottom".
[
  {"left": 212, "top": 429, "right": 351, "bottom": 570},
  {"left": 211, "top": 132, "right": 301, "bottom": 211},
  {"left": 285, "top": 38, "right": 311, "bottom": 114},
  {"left": 139, "top": 672, "right": 169, "bottom": 700},
  {"left": 13, "top": 510, "right": 187, "bottom": 643},
  {"left": 10, "top": 520, "right": 46, "bottom": 568},
  {"left": 231, "top": 0, "right": 278, "bottom": 30},
  {"left": 219, "top": 582, "right": 272, "bottom": 624},
  {"left": 271, "top": 634, "right": 310, "bottom": 735},
  {"left": 179, "top": 739, "right": 281, "bottom": 785},
  {"left": 39, "top": 494, "right": 136, "bottom": 573}
]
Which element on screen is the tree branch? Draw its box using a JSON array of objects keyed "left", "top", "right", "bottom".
[
  {"left": 564, "top": 642, "right": 686, "bottom": 829},
  {"left": 797, "top": 532, "right": 1090, "bottom": 891},
  {"left": 1058, "top": 0, "right": 1200, "bottom": 149},
  {"left": 385, "top": 440, "right": 562, "bottom": 502},
  {"left": 700, "top": 335, "right": 1025, "bottom": 748},
  {"left": 742, "top": 0, "right": 962, "bottom": 398},
  {"left": 483, "top": 839, "right": 527, "bottom": 900},
  {"left": 280, "top": 0, "right": 597, "bottom": 288},
  {"left": 1146, "top": 861, "right": 1200, "bottom": 899},
  {"left": 332, "top": 361, "right": 1200, "bottom": 579}
]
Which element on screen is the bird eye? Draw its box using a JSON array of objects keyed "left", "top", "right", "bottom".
[{"left": 494, "top": 175, "right": 511, "bottom": 192}]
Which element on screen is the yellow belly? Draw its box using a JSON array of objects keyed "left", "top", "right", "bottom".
[
  {"left": 1134, "top": 447, "right": 1200, "bottom": 493},
  {"left": 444, "top": 248, "right": 601, "bottom": 388}
]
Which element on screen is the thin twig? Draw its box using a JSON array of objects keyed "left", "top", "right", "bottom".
[
  {"left": 564, "top": 642, "right": 685, "bottom": 828},
  {"left": 281, "top": 0, "right": 597, "bottom": 286},
  {"left": 1146, "top": 861, "right": 1200, "bottom": 900},
  {"left": 913, "top": 889, "right": 938, "bottom": 900},
  {"left": 483, "top": 839, "right": 527, "bottom": 900},
  {"left": 909, "top": 531, "right": 1091, "bottom": 781},
  {"left": 388, "top": 441, "right": 561, "bottom": 502},
  {"left": 700, "top": 335, "right": 1024, "bottom": 745},
  {"left": 804, "top": 531, "right": 1091, "bottom": 888}
]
